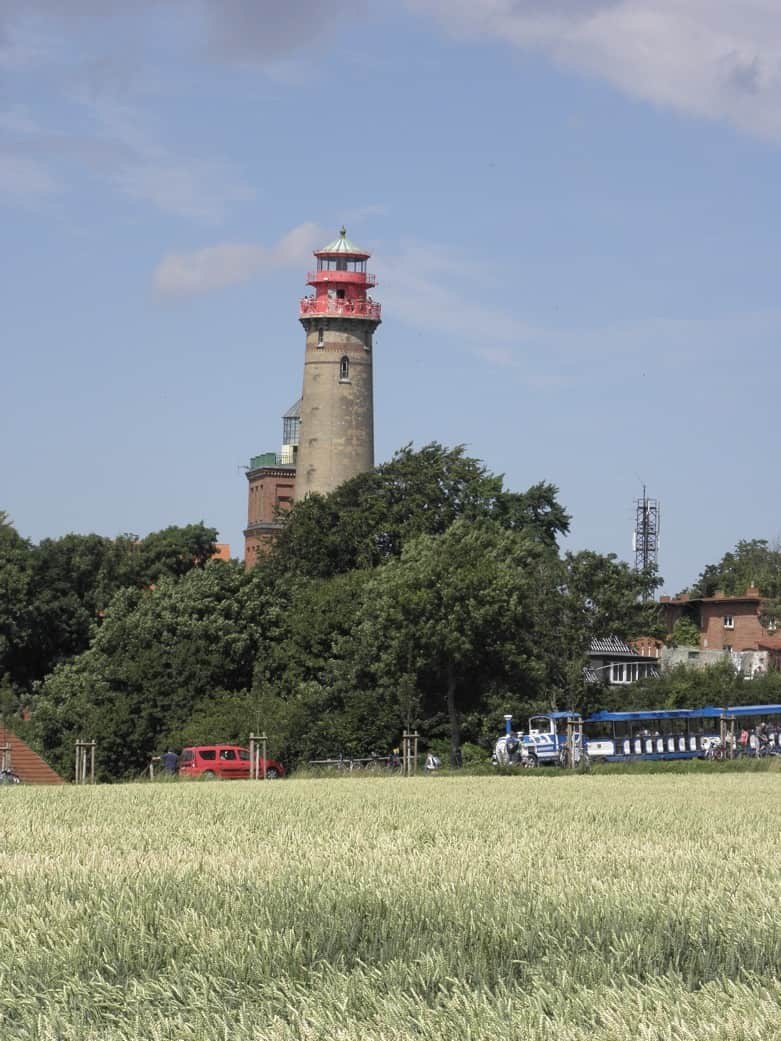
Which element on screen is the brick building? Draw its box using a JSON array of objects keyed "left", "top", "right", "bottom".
[
  {"left": 660, "top": 587, "right": 780, "bottom": 656},
  {"left": 243, "top": 400, "right": 299, "bottom": 565}
]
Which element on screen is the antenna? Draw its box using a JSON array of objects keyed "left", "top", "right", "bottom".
[{"left": 633, "top": 484, "right": 660, "bottom": 576}]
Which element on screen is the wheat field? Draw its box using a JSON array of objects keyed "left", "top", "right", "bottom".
[{"left": 1, "top": 774, "right": 780, "bottom": 1040}]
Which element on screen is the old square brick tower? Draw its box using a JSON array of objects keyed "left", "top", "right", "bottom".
[{"left": 243, "top": 228, "right": 381, "bottom": 563}]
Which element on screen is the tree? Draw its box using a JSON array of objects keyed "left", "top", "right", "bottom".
[
  {"left": 689, "top": 539, "right": 781, "bottom": 599},
  {"left": 352, "top": 520, "right": 559, "bottom": 765},
  {"left": 136, "top": 523, "right": 218, "bottom": 584},
  {"left": 268, "top": 443, "right": 570, "bottom": 579},
  {"left": 243, "top": 568, "right": 393, "bottom": 763},
  {"left": 31, "top": 560, "right": 256, "bottom": 779},
  {"left": 669, "top": 617, "right": 701, "bottom": 648},
  {"left": 7, "top": 524, "right": 219, "bottom": 690},
  {"left": 686, "top": 538, "right": 781, "bottom": 633},
  {"left": 0, "top": 512, "right": 33, "bottom": 689},
  {"left": 563, "top": 551, "right": 662, "bottom": 642},
  {"left": 17, "top": 533, "right": 137, "bottom": 687}
]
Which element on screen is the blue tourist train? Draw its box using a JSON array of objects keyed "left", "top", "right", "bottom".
[{"left": 495, "top": 704, "right": 781, "bottom": 766}]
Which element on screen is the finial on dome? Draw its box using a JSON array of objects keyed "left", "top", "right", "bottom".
[{"left": 339, "top": 225, "right": 347, "bottom": 237}]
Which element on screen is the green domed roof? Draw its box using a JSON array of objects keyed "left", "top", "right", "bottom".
[{"left": 316, "top": 226, "right": 369, "bottom": 257}]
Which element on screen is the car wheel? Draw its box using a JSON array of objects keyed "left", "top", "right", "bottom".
[
  {"left": 202, "top": 770, "right": 216, "bottom": 780},
  {"left": 265, "top": 767, "right": 280, "bottom": 780}
]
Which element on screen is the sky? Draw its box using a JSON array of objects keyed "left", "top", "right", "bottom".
[{"left": 2, "top": 0, "right": 781, "bottom": 594}]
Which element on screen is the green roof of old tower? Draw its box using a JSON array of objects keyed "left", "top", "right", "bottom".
[{"left": 315, "top": 226, "right": 369, "bottom": 257}]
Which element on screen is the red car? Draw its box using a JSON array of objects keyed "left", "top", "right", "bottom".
[{"left": 178, "top": 745, "right": 285, "bottom": 780}]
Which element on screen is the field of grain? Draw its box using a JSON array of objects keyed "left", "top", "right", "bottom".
[{"left": 2, "top": 774, "right": 780, "bottom": 1040}]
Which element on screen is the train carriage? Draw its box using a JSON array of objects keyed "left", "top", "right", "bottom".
[
  {"left": 584, "top": 707, "right": 725, "bottom": 761},
  {"left": 495, "top": 704, "right": 781, "bottom": 767}
]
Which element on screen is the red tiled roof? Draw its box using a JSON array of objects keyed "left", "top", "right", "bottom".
[{"left": 0, "top": 726, "right": 64, "bottom": 784}]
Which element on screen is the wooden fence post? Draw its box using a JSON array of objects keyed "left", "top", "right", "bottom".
[
  {"left": 75, "top": 740, "right": 96, "bottom": 784},
  {"left": 249, "top": 732, "right": 269, "bottom": 779},
  {"left": 401, "top": 731, "right": 419, "bottom": 776}
]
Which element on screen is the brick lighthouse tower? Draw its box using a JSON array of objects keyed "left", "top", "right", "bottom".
[{"left": 295, "top": 228, "right": 381, "bottom": 498}]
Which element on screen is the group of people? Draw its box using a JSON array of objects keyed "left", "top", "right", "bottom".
[{"left": 737, "top": 722, "right": 780, "bottom": 756}]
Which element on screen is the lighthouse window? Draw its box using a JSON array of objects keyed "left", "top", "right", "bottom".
[
  {"left": 317, "top": 327, "right": 324, "bottom": 347},
  {"left": 336, "top": 289, "right": 345, "bottom": 299},
  {"left": 339, "top": 356, "right": 350, "bottom": 381}
]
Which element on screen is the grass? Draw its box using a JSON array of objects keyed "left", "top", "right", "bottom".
[{"left": 1, "top": 774, "right": 780, "bottom": 1039}]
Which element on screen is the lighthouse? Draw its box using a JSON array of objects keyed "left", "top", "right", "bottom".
[{"left": 295, "top": 228, "right": 381, "bottom": 498}]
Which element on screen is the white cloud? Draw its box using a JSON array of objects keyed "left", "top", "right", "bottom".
[
  {"left": 153, "top": 222, "right": 325, "bottom": 296},
  {"left": 407, "top": 0, "right": 781, "bottom": 140}
]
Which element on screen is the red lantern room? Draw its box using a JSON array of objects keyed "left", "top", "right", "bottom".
[{"left": 299, "top": 227, "right": 381, "bottom": 321}]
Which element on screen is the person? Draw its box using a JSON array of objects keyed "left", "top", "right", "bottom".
[
  {"left": 160, "top": 748, "right": 179, "bottom": 775},
  {"left": 424, "top": 751, "right": 441, "bottom": 773},
  {"left": 505, "top": 735, "right": 519, "bottom": 765},
  {"left": 738, "top": 727, "right": 749, "bottom": 755}
]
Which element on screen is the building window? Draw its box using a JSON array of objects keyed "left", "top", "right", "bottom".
[
  {"left": 317, "top": 327, "right": 324, "bottom": 347},
  {"left": 611, "top": 663, "right": 624, "bottom": 683},
  {"left": 724, "top": 615, "right": 734, "bottom": 629},
  {"left": 339, "top": 356, "right": 350, "bottom": 381},
  {"left": 282, "top": 415, "right": 300, "bottom": 445}
]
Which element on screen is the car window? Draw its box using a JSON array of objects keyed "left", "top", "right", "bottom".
[
  {"left": 238, "top": 750, "right": 250, "bottom": 761},
  {"left": 219, "top": 749, "right": 236, "bottom": 761},
  {"left": 199, "top": 750, "right": 216, "bottom": 761},
  {"left": 180, "top": 750, "right": 194, "bottom": 763}
]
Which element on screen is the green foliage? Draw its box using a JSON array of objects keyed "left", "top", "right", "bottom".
[
  {"left": 0, "top": 521, "right": 219, "bottom": 691},
  {"left": 31, "top": 561, "right": 256, "bottom": 779},
  {"left": 248, "top": 569, "right": 400, "bottom": 763},
  {"left": 0, "top": 512, "right": 33, "bottom": 687},
  {"left": 630, "top": 659, "right": 781, "bottom": 710},
  {"left": 136, "top": 522, "right": 218, "bottom": 583},
  {"left": 690, "top": 538, "right": 781, "bottom": 599},
  {"left": 164, "top": 690, "right": 255, "bottom": 750},
  {"left": 269, "top": 443, "right": 570, "bottom": 579},
  {"left": 350, "top": 520, "right": 558, "bottom": 764},
  {"left": 5, "top": 446, "right": 676, "bottom": 780},
  {"left": 669, "top": 616, "right": 701, "bottom": 647},
  {"left": 564, "top": 550, "right": 661, "bottom": 641}
]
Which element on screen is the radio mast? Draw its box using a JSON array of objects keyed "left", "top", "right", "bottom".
[{"left": 633, "top": 485, "right": 660, "bottom": 574}]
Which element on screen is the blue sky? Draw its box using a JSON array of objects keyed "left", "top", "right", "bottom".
[{"left": 2, "top": 0, "right": 780, "bottom": 593}]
